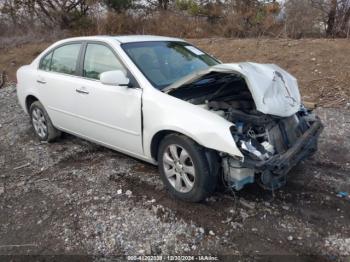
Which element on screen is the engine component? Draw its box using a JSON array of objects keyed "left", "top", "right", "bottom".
[
  {"left": 227, "top": 108, "right": 273, "bottom": 126},
  {"left": 222, "top": 157, "right": 254, "bottom": 190},
  {"left": 236, "top": 122, "right": 243, "bottom": 134},
  {"left": 267, "top": 124, "right": 286, "bottom": 153},
  {"left": 198, "top": 103, "right": 226, "bottom": 117},
  {"left": 240, "top": 139, "right": 270, "bottom": 161},
  {"left": 261, "top": 141, "right": 275, "bottom": 154}
]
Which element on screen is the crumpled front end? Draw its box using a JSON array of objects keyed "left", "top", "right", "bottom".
[
  {"left": 166, "top": 62, "right": 323, "bottom": 191},
  {"left": 223, "top": 107, "right": 323, "bottom": 190},
  {"left": 165, "top": 62, "right": 302, "bottom": 118},
  {"left": 238, "top": 62, "right": 301, "bottom": 117}
]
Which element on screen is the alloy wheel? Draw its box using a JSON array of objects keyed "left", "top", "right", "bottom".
[
  {"left": 162, "top": 144, "right": 196, "bottom": 193},
  {"left": 32, "top": 107, "right": 48, "bottom": 138}
]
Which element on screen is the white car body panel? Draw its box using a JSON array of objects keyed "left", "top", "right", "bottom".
[
  {"left": 36, "top": 71, "right": 83, "bottom": 132},
  {"left": 141, "top": 86, "right": 243, "bottom": 160},
  {"left": 17, "top": 35, "right": 303, "bottom": 166},
  {"left": 164, "top": 62, "right": 301, "bottom": 117}
]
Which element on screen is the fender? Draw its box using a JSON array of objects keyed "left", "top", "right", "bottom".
[
  {"left": 142, "top": 87, "right": 243, "bottom": 161},
  {"left": 16, "top": 65, "right": 42, "bottom": 114}
]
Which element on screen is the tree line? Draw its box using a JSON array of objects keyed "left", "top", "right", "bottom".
[{"left": 0, "top": 0, "right": 349, "bottom": 38}]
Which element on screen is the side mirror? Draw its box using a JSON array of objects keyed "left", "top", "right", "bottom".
[{"left": 100, "top": 70, "right": 130, "bottom": 87}]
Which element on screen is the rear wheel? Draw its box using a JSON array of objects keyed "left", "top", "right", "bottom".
[
  {"left": 29, "top": 101, "right": 61, "bottom": 142},
  {"left": 157, "top": 134, "right": 217, "bottom": 202}
]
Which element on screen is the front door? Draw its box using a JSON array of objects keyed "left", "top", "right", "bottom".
[{"left": 73, "top": 43, "right": 143, "bottom": 156}]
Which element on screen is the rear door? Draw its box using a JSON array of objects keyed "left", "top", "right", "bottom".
[
  {"left": 72, "top": 42, "right": 143, "bottom": 156},
  {"left": 36, "top": 42, "right": 84, "bottom": 132}
]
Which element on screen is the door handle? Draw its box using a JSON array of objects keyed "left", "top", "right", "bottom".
[
  {"left": 37, "top": 80, "right": 46, "bottom": 84},
  {"left": 76, "top": 88, "right": 89, "bottom": 94}
]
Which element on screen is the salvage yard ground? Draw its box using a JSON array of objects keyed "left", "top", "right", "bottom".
[{"left": 0, "top": 38, "right": 349, "bottom": 259}]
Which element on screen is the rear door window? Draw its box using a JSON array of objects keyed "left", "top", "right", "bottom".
[
  {"left": 39, "top": 51, "right": 53, "bottom": 71},
  {"left": 50, "top": 43, "right": 81, "bottom": 75}
]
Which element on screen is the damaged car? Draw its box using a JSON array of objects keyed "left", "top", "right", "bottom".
[{"left": 16, "top": 36, "right": 323, "bottom": 202}]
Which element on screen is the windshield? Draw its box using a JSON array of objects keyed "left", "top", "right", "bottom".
[{"left": 121, "top": 41, "right": 220, "bottom": 90}]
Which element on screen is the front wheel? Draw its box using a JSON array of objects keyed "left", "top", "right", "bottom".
[{"left": 157, "top": 134, "right": 217, "bottom": 202}]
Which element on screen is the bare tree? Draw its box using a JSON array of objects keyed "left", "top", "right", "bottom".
[
  {"left": 34, "top": 0, "right": 90, "bottom": 29},
  {"left": 143, "top": 0, "right": 171, "bottom": 10},
  {"left": 0, "top": 0, "right": 91, "bottom": 30},
  {"left": 285, "top": 0, "right": 324, "bottom": 38},
  {"left": 310, "top": 0, "right": 350, "bottom": 36}
]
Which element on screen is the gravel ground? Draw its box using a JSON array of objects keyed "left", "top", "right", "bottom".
[{"left": 0, "top": 85, "right": 350, "bottom": 260}]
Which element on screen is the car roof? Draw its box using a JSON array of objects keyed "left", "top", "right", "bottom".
[
  {"left": 113, "top": 35, "right": 185, "bottom": 43},
  {"left": 60, "top": 35, "right": 185, "bottom": 44}
]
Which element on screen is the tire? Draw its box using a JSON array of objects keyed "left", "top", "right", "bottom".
[
  {"left": 157, "top": 134, "right": 217, "bottom": 202},
  {"left": 29, "top": 101, "right": 61, "bottom": 142}
]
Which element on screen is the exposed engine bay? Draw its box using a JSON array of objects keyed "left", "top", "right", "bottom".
[{"left": 168, "top": 72, "right": 323, "bottom": 191}]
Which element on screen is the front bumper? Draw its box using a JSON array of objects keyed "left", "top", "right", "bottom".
[{"left": 243, "top": 117, "right": 324, "bottom": 176}]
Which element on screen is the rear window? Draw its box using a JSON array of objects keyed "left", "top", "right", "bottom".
[
  {"left": 39, "top": 52, "right": 53, "bottom": 71},
  {"left": 39, "top": 43, "right": 81, "bottom": 75}
]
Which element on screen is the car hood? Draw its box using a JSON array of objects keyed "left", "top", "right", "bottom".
[{"left": 163, "top": 62, "right": 301, "bottom": 117}]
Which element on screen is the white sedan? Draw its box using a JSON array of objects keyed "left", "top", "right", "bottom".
[{"left": 17, "top": 35, "right": 323, "bottom": 202}]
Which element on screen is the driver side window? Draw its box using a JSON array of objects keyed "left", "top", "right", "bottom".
[{"left": 83, "top": 43, "right": 125, "bottom": 80}]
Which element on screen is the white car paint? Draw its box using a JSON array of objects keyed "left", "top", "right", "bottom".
[{"left": 17, "top": 35, "right": 301, "bottom": 165}]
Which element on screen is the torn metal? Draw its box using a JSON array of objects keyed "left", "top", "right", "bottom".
[
  {"left": 166, "top": 63, "right": 323, "bottom": 191},
  {"left": 164, "top": 62, "right": 301, "bottom": 117}
]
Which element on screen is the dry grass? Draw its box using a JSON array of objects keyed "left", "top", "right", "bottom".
[
  {"left": 0, "top": 37, "right": 349, "bottom": 108},
  {"left": 0, "top": 42, "right": 51, "bottom": 82}
]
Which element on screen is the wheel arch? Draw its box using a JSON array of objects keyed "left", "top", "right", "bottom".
[
  {"left": 150, "top": 130, "right": 221, "bottom": 173},
  {"left": 150, "top": 130, "right": 186, "bottom": 161},
  {"left": 151, "top": 130, "right": 221, "bottom": 202},
  {"left": 25, "top": 95, "right": 39, "bottom": 113}
]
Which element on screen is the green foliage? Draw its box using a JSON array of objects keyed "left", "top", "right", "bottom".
[
  {"left": 175, "top": 0, "right": 204, "bottom": 16},
  {"left": 254, "top": 7, "right": 267, "bottom": 25},
  {"left": 103, "top": 0, "right": 134, "bottom": 12}
]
